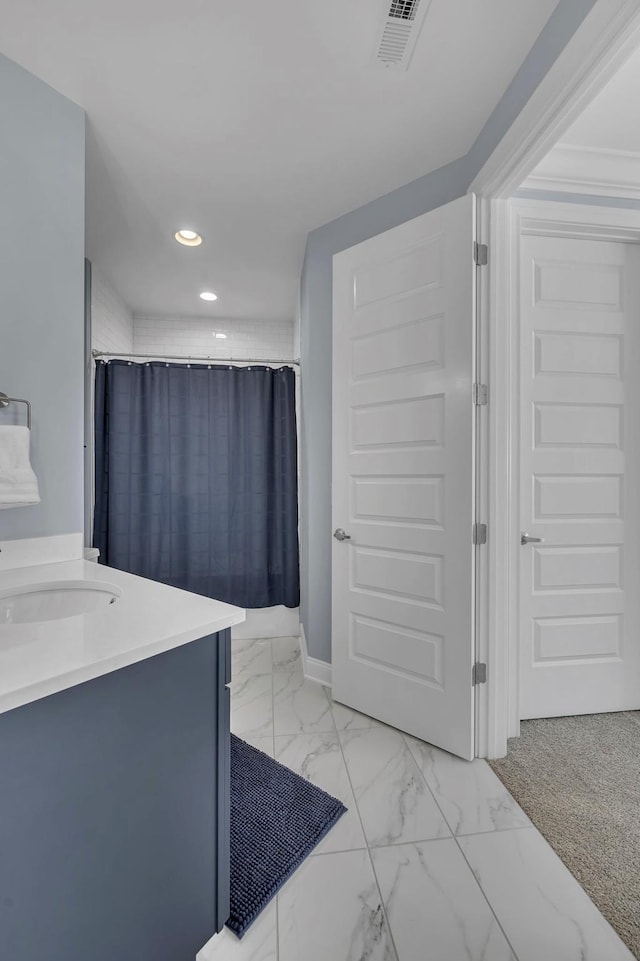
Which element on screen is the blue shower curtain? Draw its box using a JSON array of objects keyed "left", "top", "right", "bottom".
[{"left": 93, "top": 360, "right": 300, "bottom": 609}]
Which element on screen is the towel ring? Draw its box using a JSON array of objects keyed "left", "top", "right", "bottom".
[{"left": 0, "top": 392, "right": 32, "bottom": 429}]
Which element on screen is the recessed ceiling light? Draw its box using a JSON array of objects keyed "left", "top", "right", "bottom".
[
  {"left": 214, "top": 332, "right": 227, "bottom": 339},
  {"left": 175, "top": 229, "right": 202, "bottom": 246},
  {"left": 200, "top": 291, "right": 218, "bottom": 302}
]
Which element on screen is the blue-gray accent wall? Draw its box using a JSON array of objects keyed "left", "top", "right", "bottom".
[
  {"left": 299, "top": 0, "right": 599, "bottom": 664},
  {"left": 0, "top": 53, "right": 85, "bottom": 541},
  {"left": 515, "top": 187, "right": 640, "bottom": 210}
]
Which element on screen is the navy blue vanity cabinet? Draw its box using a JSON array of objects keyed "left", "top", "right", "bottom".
[{"left": 0, "top": 628, "right": 232, "bottom": 961}]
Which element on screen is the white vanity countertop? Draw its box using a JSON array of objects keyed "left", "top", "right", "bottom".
[{"left": 0, "top": 559, "right": 245, "bottom": 715}]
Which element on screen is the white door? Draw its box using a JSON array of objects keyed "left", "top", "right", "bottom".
[
  {"left": 332, "top": 194, "right": 478, "bottom": 760},
  {"left": 519, "top": 233, "right": 640, "bottom": 719}
]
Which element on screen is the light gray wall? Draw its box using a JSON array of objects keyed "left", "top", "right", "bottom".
[
  {"left": 299, "top": 0, "right": 598, "bottom": 663},
  {"left": 0, "top": 53, "right": 85, "bottom": 541}
]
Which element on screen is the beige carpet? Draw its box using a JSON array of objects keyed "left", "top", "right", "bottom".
[{"left": 489, "top": 713, "right": 640, "bottom": 959}]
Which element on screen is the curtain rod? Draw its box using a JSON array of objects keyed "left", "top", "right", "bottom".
[{"left": 92, "top": 349, "right": 300, "bottom": 367}]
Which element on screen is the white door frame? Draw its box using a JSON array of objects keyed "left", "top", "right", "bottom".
[{"left": 470, "top": 0, "right": 640, "bottom": 758}]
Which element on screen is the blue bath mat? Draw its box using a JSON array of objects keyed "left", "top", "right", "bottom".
[{"left": 228, "top": 734, "right": 346, "bottom": 938}]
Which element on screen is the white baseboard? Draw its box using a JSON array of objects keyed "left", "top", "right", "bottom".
[
  {"left": 300, "top": 623, "right": 332, "bottom": 689},
  {"left": 231, "top": 606, "right": 300, "bottom": 640}
]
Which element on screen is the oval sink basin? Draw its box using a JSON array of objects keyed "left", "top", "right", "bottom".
[{"left": 0, "top": 581, "right": 122, "bottom": 625}]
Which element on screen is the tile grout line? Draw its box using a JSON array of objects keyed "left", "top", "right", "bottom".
[
  {"left": 452, "top": 824, "right": 534, "bottom": 840},
  {"left": 350, "top": 726, "right": 459, "bottom": 960},
  {"left": 447, "top": 831, "right": 523, "bottom": 961},
  {"left": 333, "top": 713, "right": 401, "bottom": 961},
  {"left": 305, "top": 820, "right": 535, "bottom": 859},
  {"left": 400, "top": 735, "right": 459, "bottom": 836},
  {"left": 400, "top": 732, "right": 523, "bottom": 961}
]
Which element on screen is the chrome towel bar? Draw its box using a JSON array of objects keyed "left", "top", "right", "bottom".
[{"left": 0, "top": 392, "right": 32, "bottom": 429}]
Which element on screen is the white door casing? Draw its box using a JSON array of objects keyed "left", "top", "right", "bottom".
[
  {"left": 331, "top": 194, "right": 477, "bottom": 761},
  {"left": 519, "top": 232, "right": 640, "bottom": 719},
  {"left": 468, "top": 3, "right": 640, "bottom": 758}
]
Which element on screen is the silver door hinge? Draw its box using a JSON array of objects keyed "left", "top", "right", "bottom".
[
  {"left": 473, "top": 523, "right": 487, "bottom": 545},
  {"left": 472, "top": 383, "right": 488, "bottom": 406},
  {"left": 472, "top": 662, "right": 487, "bottom": 686},
  {"left": 474, "top": 242, "right": 488, "bottom": 266}
]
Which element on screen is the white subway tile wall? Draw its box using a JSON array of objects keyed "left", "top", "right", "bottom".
[
  {"left": 133, "top": 315, "right": 295, "bottom": 362},
  {"left": 91, "top": 268, "right": 134, "bottom": 353}
]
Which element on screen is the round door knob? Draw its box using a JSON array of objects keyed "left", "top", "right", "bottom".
[{"left": 333, "top": 528, "right": 351, "bottom": 542}]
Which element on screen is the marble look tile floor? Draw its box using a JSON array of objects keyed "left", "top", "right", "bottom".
[{"left": 199, "top": 636, "right": 635, "bottom": 961}]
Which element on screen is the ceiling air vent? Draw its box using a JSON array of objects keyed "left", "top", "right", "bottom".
[
  {"left": 389, "top": 0, "right": 420, "bottom": 19},
  {"left": 374, "top": 0, "right": 432, "bottom": 71}
]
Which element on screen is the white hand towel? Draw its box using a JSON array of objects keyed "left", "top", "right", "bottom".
[{"left": 0, "top": 426, "right": 41, "bottom": 508}]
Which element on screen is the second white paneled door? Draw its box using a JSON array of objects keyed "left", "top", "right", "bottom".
[
  {"left": 519, "top": 233, "right": 640, "bottom": 719},
  {"left": 332, "top": 194, "right": 477, "bottom": 761}
]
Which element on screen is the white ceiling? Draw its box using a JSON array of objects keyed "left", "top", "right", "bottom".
[
  {"left": 0, "top": 0, "right": 557, "bottom": 321},
  {"left": 563, "top": 47, "right": 640, "bottom": 153}
]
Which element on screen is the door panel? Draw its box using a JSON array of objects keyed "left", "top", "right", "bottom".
[
  {"left": 519, "top": 235, "right": 640, "bottom": 719},
  {"left": 332, "top": 194, "right": 476, "bottom": 760}
]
